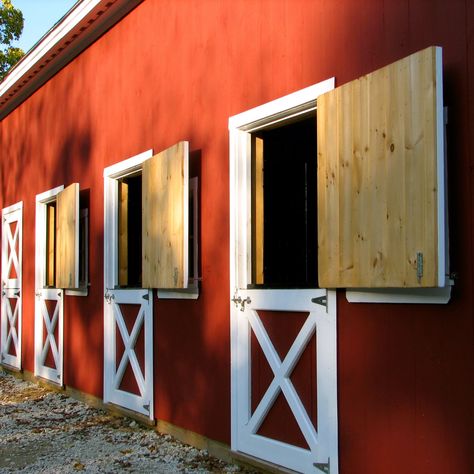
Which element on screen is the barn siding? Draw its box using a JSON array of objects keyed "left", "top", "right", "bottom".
[{"left": 1, "top": 1, "right": 473, "bottom": 473}]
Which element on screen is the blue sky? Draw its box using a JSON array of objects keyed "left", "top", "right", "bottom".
[{"left": 12, "top": 0, "right": 78, "bottom": 53}]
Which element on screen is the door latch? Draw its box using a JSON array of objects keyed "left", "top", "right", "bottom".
[
  {"left": 231, "top": 294, "right": 251, "bottom": 311},
  {"left": 104, "top": 290, "right": 114, "bottom": 304}
]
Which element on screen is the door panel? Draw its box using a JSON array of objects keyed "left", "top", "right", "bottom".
[
  {"left": 233, "top": 289, "right": 337, "bottom": 474},
  {"left": 104, "top": 288, "right": 153, "bottom": 419},
  {"left": 1, "top": 204, "right": 22, "bottom": 370},
  {"left": 34, "top": 289, "right": 63, "bottom": 384}
]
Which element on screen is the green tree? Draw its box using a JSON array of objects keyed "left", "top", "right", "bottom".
[{"left": 0, "top": 0, "right": 24, "bottom": 80}]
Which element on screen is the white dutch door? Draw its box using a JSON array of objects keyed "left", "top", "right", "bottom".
[
  {"left": 229, "top": 79, "right": 339, "bottom": 474},
  {"left": 1, "top": 202, "right": 23, "bottom": 369},
  {"left": 103, "top": 150, "right": 155, "bottom": 419},
  {"left": 34, "top": 184, "right": 80, "bottom": 386},
  {"left": 103, "top": 143, "right": 189, "bottom": 420}
]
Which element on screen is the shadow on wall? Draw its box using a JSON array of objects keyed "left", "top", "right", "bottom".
[{"left": 0, "top": 66, "right": 106, "bottom": 395}]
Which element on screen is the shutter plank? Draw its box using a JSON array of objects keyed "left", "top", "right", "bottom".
[
  {"left": 317, "top": 46, "right": 443, "bottom": 288},
  {"left": 118, "top": 181, "right": 129, "bottom": 287},
  {"left": 56, "top": 183, "right": 79, "bottom": 289},
  {"left": 252, "top": 135, "right": 264, "bottom": 285},
  {"left": 142, "top": 141, "right": 189, "bottom": 289},
  {"left": 46, "top": 203, "right": 56, "bottom": 287}
]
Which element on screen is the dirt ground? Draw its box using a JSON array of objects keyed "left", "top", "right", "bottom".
[{"left": 0, "top": 370, "right": 256, "bottom": 473}]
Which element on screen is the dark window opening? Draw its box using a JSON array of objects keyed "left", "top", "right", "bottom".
[
  {"left": 250, "top": 116, "right": 318, "bottom": 288},
  {"left": 78, "top": 191, "right": 89, "bottom": 290}
]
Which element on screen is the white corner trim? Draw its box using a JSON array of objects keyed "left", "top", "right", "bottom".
[{"left": 104, "top": 149, "right": 153, "bottom": 178}]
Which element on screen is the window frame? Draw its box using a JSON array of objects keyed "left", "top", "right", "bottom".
[
  {"left": 36, "top": 185, "right": 88, "bottom": 295},
  {"left": 229, "top": 64, "right": 451, "bottom": 304},
  {"left": 104, "top": 149, "right": 199, "bottom": 299},
  {"left": 35, "top": 185, "right": 64, "bottom": 291},
  {"left": 229, "top": 79, "right": 335, "bottom": 291}
]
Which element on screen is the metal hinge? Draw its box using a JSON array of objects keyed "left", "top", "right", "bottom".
[
  {"left": 142, "top": 293, "right": 149, "bottom": 301},
  {"left": 314, "top": 458, "right": 330, "bottom": 473},
  {"left": 143, "top": 402, "right": 150, "bottom": 412},
  {"left": 311, "top": 295, "right": 327, "bottom": 307},
  {"left": 416, "top": 252, "right": 423, "bottom": 283}
]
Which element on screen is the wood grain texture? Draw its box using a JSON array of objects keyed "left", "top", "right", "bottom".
[
  {"left": 118, "top": 181, "right": 129, "bottom": 287},
  {"left": 45, "top": 203, "right": 56, "bottom": 287},
  {"left": 142, "top": 141, "right": 189, "bottom": 289},
  {"left": 56, "top": 183, "right": 79, "bottom": 289},
  {"left": 317, "top": 46, "right": 441, "bottom": 288},
  {"left": 253, "top": 135, "right": 264, "bottom": 284}
]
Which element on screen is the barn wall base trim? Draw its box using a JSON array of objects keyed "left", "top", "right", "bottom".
[{"left": 1, "top": 366, "right": 289, "bottom": 473}]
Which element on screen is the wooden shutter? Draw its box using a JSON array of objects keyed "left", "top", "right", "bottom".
[
  {"left": 317, "top": 46, "right": 445, "bottom": 288},
  {"left": 118, "top": 181, "right": 129, "bottom": 287},
  {"left": 142, "top": 141, "right": 189, "bottom": 288},
  {"left": 56, "top": 183, "right": 79, "bottom": 289}
]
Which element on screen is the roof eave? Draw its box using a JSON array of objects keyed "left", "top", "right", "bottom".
[{"left": 0, "top": 0, "right": 142, "bottom": 120}]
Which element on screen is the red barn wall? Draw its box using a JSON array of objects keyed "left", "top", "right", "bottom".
[{"left": 1, "top": 1, "right": 473, "bottom": 473}]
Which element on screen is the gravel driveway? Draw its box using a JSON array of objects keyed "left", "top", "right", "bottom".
[{"left": 0, "top": 370, "right": 255, "bottom": 473}]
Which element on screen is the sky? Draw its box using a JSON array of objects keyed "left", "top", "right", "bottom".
[{"left": 11, "top": 0, "right": 79, "bottom": 53}]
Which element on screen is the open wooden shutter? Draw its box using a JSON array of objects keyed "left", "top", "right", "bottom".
[
  {"left": 56, "top": 183, "right": 80, "bottom": 289},
  {"left": 317, "top": 46, "right": 445, "bottom": 288},
  {"left": 142, "top": 141, "right": 189, "bottom": 289}
]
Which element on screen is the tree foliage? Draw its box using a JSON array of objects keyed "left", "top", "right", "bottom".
[{"left": 0, "top": 0, "right": 24, "bottom": 80}]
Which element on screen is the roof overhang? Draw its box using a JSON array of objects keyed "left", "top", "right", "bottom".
[{"left": 0, "top": 0, "right": 143, "bottom": 120}]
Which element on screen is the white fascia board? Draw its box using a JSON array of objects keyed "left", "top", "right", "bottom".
[
  {"left": 0, "top": 0, "right": 142, "bottom": 119},
  {"left": 1, "top": 0, "right": 103, "bottom": 97}
]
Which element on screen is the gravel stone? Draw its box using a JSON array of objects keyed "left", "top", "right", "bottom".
[{"left": 0, "top": 370, "right": 256, "bottom": 473}]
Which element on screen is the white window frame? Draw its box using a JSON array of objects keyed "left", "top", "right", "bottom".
[
  {"left": 35, "top": 185, "right": 64, "bottom": 291},
  {"left": 229, "top": 79, "right": 335, "bottom": 290},
  {"left": 36, "top": 185, "right": 88, "bottom": 296},
  {"left": 104, "top": 149, "right": 154, "bottom": 290}
]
